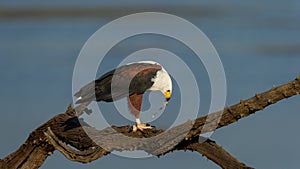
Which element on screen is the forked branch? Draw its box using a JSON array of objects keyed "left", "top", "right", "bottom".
[{"left": 1, "top": 76, "right": 299, "bottom": 169}]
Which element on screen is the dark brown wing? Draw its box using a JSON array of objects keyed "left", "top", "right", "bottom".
[{"left": 75, "top": 62, "right": 162, "bottom": 103}]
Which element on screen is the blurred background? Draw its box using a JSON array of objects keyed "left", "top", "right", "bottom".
[{"left": 0, "top": 0, "right": 299, "bottom": 168}]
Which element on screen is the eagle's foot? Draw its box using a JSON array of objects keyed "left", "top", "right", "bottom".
[{"left": 132, "top": 123, "right": 153, "bottom": 132}]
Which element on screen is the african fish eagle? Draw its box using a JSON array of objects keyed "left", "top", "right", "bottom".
[{"left": 74, "top": 61, "right": 172, "bottom": 131}]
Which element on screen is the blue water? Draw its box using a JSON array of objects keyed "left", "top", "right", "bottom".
[{"left": 0, "top": 1, "right": 300, "bottom": 169}]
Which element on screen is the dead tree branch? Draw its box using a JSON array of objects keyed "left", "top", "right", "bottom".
[
  {"left": 1, "top": 76, "right": 299, "bottom": 169},
  {"left": 186, "top": 141, "right": 253, "bottom": 169}
]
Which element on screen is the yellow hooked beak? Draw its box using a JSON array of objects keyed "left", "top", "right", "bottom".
[{"left": 164, "top": 90, "right": 171, "bottom": 104}]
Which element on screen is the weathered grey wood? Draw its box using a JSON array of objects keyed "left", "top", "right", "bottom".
[{"left": 1, "top": 76, "right": 299, "bottom": 169}]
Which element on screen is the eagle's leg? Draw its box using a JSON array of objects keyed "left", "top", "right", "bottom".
[
  {"left": 132, "top": 118, "right": 153, "bottom": 132},
  {"left": 128, "top": 94, "right": 153, "bottom": 132}
]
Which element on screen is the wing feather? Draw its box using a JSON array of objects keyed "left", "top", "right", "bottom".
[{"left": 75, "top": 62, "right": 162, "bottom": 103}]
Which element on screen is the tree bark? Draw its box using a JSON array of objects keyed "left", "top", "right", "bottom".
[{"left": 1, "top": 76, "right": 299, "bottom": 169}]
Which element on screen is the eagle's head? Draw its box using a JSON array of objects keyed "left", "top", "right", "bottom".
[{"left": 148, "top": 65, "right": 172, "bottom": 105}]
